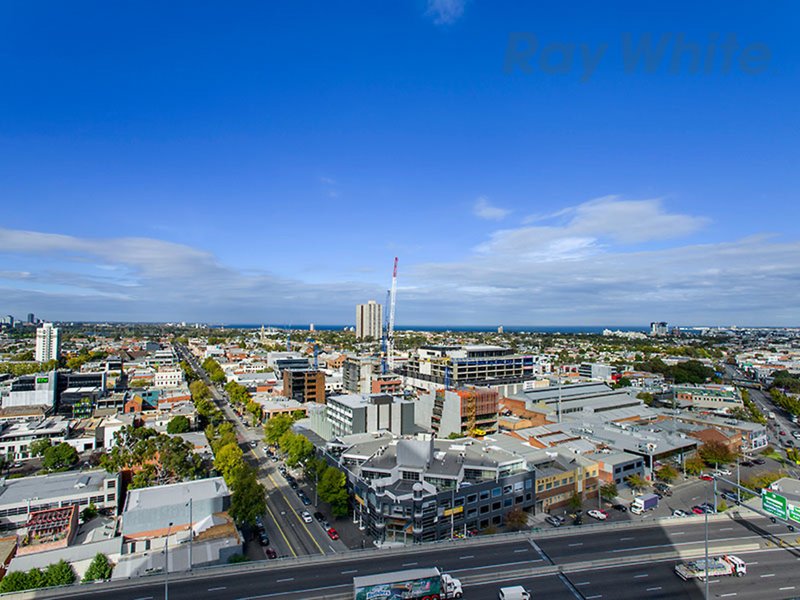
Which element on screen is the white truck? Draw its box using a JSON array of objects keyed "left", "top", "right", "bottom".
[
  {"left": 498, "top": 586, "right": 531, "bottom": 600},
  {"left": 354, "top": 567, "right": 463, "bottom": 600},
  {"left": 675, "top": 555, "right": 747, "bottom": 581}
]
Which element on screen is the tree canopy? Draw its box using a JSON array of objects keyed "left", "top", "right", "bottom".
[
  {"left": 167, "top": 415, "right": 191, "bottom": 434},
  {"left": 42, "top": 443, "right": 79, "bottom": 472}
]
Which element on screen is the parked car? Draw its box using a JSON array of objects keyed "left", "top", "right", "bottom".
[
  {"left": 721, "top": 491, "right": 739, "bottom": 503},
  {"left": 740, "top": 460, "right": 754, "bottom": 467},
  {"left": 289, "top": 481, "right": 298, "bottom": 490},
  {"left": 572, "top": 514, "right": 583, "bottom": 526},
  {"left": 258, "top": 531, "right": 270, "bottom": 546},
  {"left": 779, "top": 430, "right": 787, "bottom": 436},
  {"left": 611, "top": 504, "right": 628, "bottom": 512},
  {"left": 545, "top": 515, "right": 562, "bottom": 527},
  {"left": 753, "top": 458, "right": 766, "bottom": 465},
  {"left": 313, "top": 511, "right": 325, "bottom": 523},
  {"left": 714, "top": 468, "right": 732, "bottom": 476},
  {"left": 587, "top": 509, "right": 608, "bottom": 521},
  {"left": 300, "top": 511, "right": 313, "bottom": 523},
  {"left": 699, "top": 474, "right": 714, "bottom": 481},
  {"left": 672, "top": 509, "right": 688, "bottom": 517},
  {"left": 691, "top": 506, "right": 705, "bottom": 515},
  {"left": 327, "top": 527, "right": 339, "bottom": 540},
  {"left": 301, "top": 495, "right": 311, "bottom": 506},
  {"left": 265, "top": 547, "right": 277, "bottom": 559}
]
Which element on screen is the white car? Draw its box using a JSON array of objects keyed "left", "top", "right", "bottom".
[
  {"left": 714, "top": 469, "right": 732, "bottom": 476},
  {"left": 300, "top": 511, "right": 313, "bottom": 523},
  {"left": 587, "top": 509, "right": 607, "bottom": 521},
  {"left": 672, "top": 509, "right": 688, "bottom": 517}
]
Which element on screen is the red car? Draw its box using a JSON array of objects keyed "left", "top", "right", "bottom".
[
  {"left": 265, "top": 547, "right": 277, "bottom": 559},
  {"left": 780, "top": 430, "right": 787, "bottom": 436},
  {"left": 699, "top": 474, "right": 714, "bottom": 481},
  {"left": 691, "top": 506, "right": 705, "bottom": 515},
  {"left": 327, "top": 528, "right": 339, "bottom": 540}
]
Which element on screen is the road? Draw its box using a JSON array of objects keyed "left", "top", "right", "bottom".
[
  {"left": 174, "top": 344, "right": 339, "bottom": 559},
  {"left": 40, "top": 511, "right": 800, "bottom": 600}
]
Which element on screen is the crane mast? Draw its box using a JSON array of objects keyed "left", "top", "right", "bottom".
[{"left": 387, "top": 257, "right": 398, "bottom": 370}]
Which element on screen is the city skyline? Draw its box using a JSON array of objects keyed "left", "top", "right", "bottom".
[{"left": 1, "top": 2, "right": 798, "bottom": 326}]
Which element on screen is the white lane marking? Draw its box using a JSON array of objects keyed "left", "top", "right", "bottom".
[
  {"left": 568, "top": 542, "right": 584, "bottom": 547},
  {"left": 132, "top": 597, "right": 154, "bottom": 600},
  {"left": 402, "top": 562, "right": 418, "bottom": 567},
  {"left": 720, "top": 594, "right": 737, "bottom": 597},
  {"left": 276, "top": 577, "right": 295, "bottom": 583},
  {"left": 634, "top": 573, "right": 649, "bottom": 578},
  {"left": 208, "top": 587, "right": 227, "bottom": 592},
  {"left": 459, "top": 555, "right": 474, "bottom": 559},
  {"left": 586, "top": 595, "right": 603, "bottom": 599},
  {"left": 720, "top": 527, "right": 733, "bottom": 531},
  {"left": 646, "top": 587, "right": 662, "bottom": 592},
  {"left": 761, "top": 574, "right": 775, "bottom": 578},
  {"left": 575, "top": 582, "right": 591, "bottom": 586},
  {"left": 672, "top": 531, "right": 685, "bottom": 535},
  {"left": 514, "top": 548, "right": 529, "bottom": 553},
  {"left": 341, "top": 569, "right": 358, "bottom": 574},
  {"left": 620, "top": 537, "right": 635, "bottom": 541},
  {"left": 780, "top": 587, "right": 796, "bottom": 591}
]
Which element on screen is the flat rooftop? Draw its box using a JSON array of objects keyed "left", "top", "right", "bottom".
[{"left": 0, "top": 470, "right": 113, "bottom": 506}]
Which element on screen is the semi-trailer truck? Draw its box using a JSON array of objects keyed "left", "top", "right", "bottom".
[
  {"left": 354, "top": 567, "right": 463, "bottom": 600},
  {"left": 630, "top": 493, "right": 659, "bottom": 514},
  {"left": 675, "top": 555, "right": 746, "bottom": 581}
]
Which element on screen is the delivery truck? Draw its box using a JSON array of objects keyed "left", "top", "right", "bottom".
[
  {"left": 630, "top": 493, "right": 659, "bottom": 514},
  {"left": 675, "top": 555, "right": 746, "bottom": 581},
  {"left": 354, "top": 567, "right": 463, "bottom": 600}
]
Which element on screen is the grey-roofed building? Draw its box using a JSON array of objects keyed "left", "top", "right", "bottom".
[
  {"left": 507, "top": 382, "right": 643, "bottom": 419},
  {"left": 330, "top": 434, "right": 535, "bottom": 543},
  {"left": 327, "top": 393, "right": 415, "bottom": 437},
  {"left": 586, "top": 451, "right": 645, "bottom": 487},
  {"left": 0, "top": 416, "right": 71, "bottom": 460},
  {"left": 122, "top": 477, "right": 230, "bottom": 541},
  {"left": 0, "top": 470, "right": 120, "bottom": 529}
]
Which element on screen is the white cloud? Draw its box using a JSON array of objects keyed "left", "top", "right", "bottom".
[
  {"left": 473, "top": 196, "right": 510, "bottom": 221},
  {"left": 426, "top": 0, "right": 466, "bottom": 25}
]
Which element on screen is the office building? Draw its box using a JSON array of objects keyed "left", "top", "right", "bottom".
[
  {"left": 2, "top": 372, "right": 57, "bottom": 410},
  {"left": 650, "top": 321, "right": 669, "bottom": 337},
  {"left": 326, "top": 393, "right": 415, "bottom": 437},
  {"left": 35, "top": 323, "right": 60, "bottom": 363},
  {"left": 343, "top": 356, "right": 379, "bottom": 394},
  {"left": 672, "top": 384, "right": 744, "bottom": 414},
  {"left": 27, "top": 313, "right": 35, "bottom": 324},
  {"left": 356, "top": 300, "right": 383, "bottom": 340},
  {"left": 415, "top": 387, "right": 500, "bottom": 437},
  {"left": 283, "top": 369, "right": 326, "bottom": 403},
  {"left": 334, "top": 434, "right": 535, "bottom": 543},
  {"left": 578, "top": 363, "right": 615, "bottom": 381},
  {"left": 401, "top": 345, "right": 536, "bottom": 391},
  {"left": 0, "top": 470, "right": 120, "bottom": 529}
]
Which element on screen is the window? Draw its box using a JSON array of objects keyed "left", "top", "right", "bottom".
[
  {"left": 467, "top": 494, "right": 477, "bottom": 504},
  {"left": 479, "top": 491, "right": 490, "bottom": 501},
  {"left": 503, "top": 485, "right": 512, "bottom": 494},
  {"left": 503, "top": 498, "right": 512, "bottom": 507},
  {"left": 491, "top": 487, "right": 502, "bottom": 498},
  {"left": 480, "top": 505, "right": 489, "bottom": 514}
]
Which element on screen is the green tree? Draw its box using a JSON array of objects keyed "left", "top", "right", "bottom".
[
  {"left": 82, "top": 553, "right": 112, "bottom": 582},
  {"left": 189, "top": 380, "right": 211, "bottom": 403},
  {"left": 504, "top": 508, "right": 529, "bottom": 531},
  {"left": 656, "top": 465, "right": 678, "bottom": 483},
  {"left": 264, "top": 413, "right": 294, "bottom": 446},
  {"left": 229, "top": 471, "right": 266, "bottom": 527},
  {"left": 567, "top": 492, "right": 582, "bottom": 511},
  {"left": 42, "top": 443, "right": 79, "bottom": 472},
  {"left": 626, "top": 474, "right": 647, "bottom": 492},
  {"left": 81, "top": 503, "right": 98, "bottom": 522},
  {"left": 280, "top": 432, "right": 314, "bottom": 467},
  {"left": 43, "top": 560, "right": 76, "bottom": 587},
  {"left": 698, "top": 441, "right": 735, "bottom": 466},
  {"left": 167, "top": 415, "right": 191, "bottom": 434},
  {"left": 215, "top": 443, "right": 244, "bottom": 482},
  {"left": 600, "top": 483, "right": 618, "bottom": 502},
  {"left": 0, "top": 571, "right": 31, "bottom": 593},
  {"left": 684, "top": 454, "right": 706, "bottom": 475},
  {"left": 29, "top": 437, "right": 52, "bottom": 457}
]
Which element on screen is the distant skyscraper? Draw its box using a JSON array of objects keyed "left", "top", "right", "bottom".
[
  {"left": 650, "top": 321, "right": 668, "bottom": 337},
  {"left": 27, "top": 313, "right": 35, "bottom": 324},
  {"left": 356, "top": 300, "right": 383, "bottom": 340},
  {"left": 35, "top": 322, "right": 61, "bottom": 362}
]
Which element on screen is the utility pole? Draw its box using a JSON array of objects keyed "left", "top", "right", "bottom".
[
  {"left": 188, "top": 499, "right": 193, "bottom": 571},
  {"left": 165, "top": 522, "right": 173, "bottom": 600},
  {"left": 704, "top": 485, "right": 709, "bottom": 600}
]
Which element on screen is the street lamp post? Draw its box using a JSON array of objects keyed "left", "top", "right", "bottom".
[
  {"left": 187, "top": 499, "right": 193, "bottom": 571},
  {"left": 165, "top": 522, "right": 173, "bottom": 600},
  {"left": 704, "top": 485, "right": 709, "bottom": 600}
]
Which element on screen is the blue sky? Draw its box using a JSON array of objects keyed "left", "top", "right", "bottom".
[{"left": 1, "top": 1, "right": 798, "bottom": 326}]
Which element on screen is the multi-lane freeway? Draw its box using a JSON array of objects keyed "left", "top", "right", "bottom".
[{"left": 35, "top": 510, "right": 800, "bottom": 600}]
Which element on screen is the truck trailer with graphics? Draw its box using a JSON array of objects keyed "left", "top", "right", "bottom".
[{"left": 353, "top": 567, "right": 463, "bottom": 600}]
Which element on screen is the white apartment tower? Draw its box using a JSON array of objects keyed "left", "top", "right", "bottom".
[
  {"left": 356, "top": 300, "right": 383, "bottom": 340},
  {"left": 35, "top": 322, "right": 61, "bottom": 362}
]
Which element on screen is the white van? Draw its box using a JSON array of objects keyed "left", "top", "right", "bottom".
[{"left": 498, "top": 586, "right": 531, "bottom": 600}]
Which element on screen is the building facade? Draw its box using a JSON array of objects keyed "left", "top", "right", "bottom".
[
  {"left": 283, "top": 369, "right": 326, "bottom": 404},
  {"left": 356, "top": 300, "right": 383, "bottom": 340},
  {"left": 415, "top": 387, "right": 499, "bottom": 437},
  {"left": 326, "top": 393, "right": 415, "bottom": 437},
  {"left": 35, "top": 323, "right": 60, "bottom": 363}
]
